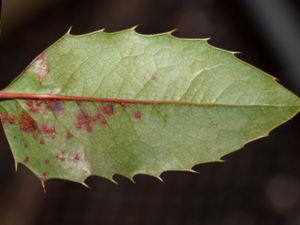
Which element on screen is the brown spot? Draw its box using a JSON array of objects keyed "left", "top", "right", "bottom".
[
  {"left": 101, "top": 104, "right": 114, "bottom": 116},
  {"left": 94, "top": 113, "right": 107, "bottom": 126},
  {"left": 73, "top": 153, "right": 81, "bottom": 161},
  {"left": 151, "top": 75, "right": 158, "bottom": 80},
  {"left": 24, "top": 143, "right": 29, "bottom": 149},
  {"left": 34, "top": 54, "right": 49, "bottom": 83},
  {"left": 40, "top": 124, "right": 56, "bottom": 139},
  {"left": 26, "top": 99, "right": 43, "bottom": 113},
  {"left": 76, "top": 111, "right": 107, "bottom": 132},
  {"left": 66, "top": 131, "right": 74, "bottom": 140},
  {"left": 23, "top": 156, "right": 29, "bottom": 163},
  {"left": 45, "top": 100, "right": 64, "bottom": 114},
  {"left": 19, "top": 111, "right": 38, "bottom": 133},
  {"left": 0, "top": 112, "right": 16, "bottom": 126},
  {"left": 44, "top": 159, "right": 49, "bottom": 165},
  {"left": 39, "top": 140, "right": 45, "bottom": 145},
  {"left": 76, "top": 111, "right": 94, "bottom": 132},
  {"left": 134, "top": 111, "right": 142, "bottom": 120}
]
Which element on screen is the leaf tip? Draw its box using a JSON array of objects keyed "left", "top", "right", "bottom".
[
  {"left": 81, "top": 181, "right": 92, "bottom": 190},
  {"left": 40, "top": 180, "right": 47, "bottom": 193},
  {"left": 66, "top": 26, "right": 73, "bottom": 35},
  {"left": 131, "top": 24, "right": 140, "bottom": 31}
]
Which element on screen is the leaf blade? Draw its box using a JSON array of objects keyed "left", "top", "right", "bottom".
[{"left": 0, "top": 28, "right": 299, "bottom": 184}]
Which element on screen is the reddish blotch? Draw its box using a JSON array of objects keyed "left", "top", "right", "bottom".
[
  {"left": 101, "top": 104, "right": 114, "bottom": 116},
  {"left": 73, "top": 153, "right": 81, "bottom": 161},
  {"left": 40, "top": 124, "right": 56, "bottom": 139},
  {"left": 19, "top": 111, "right": 38, "bottom": 133},
  {"left": 134, "top": 111, "right": 142, "bottom": 120},
  {"left": 26, "top": 99, "right": 43, "bottom": 113},
  {"left": 76, "top": 111, "right": 107, "bottom": 132},
  {"left": 66, "top": 131, "right": 74, "bottom": 140},
  {"left": 45, "top": 100, "right": 64, "bottom": 114},
  {"left": 0, "top": 112, "right": 16, "bottom": 126}
]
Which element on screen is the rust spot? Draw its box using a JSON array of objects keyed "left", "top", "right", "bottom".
[
  {"left": 45, "top": 100, "right": 64, "bottom": 114},
  {"left": 73, "top": 153, "right": 81, "bottom": 161},
  {"left": 40, "top": 124, "right": 56, "bottom": 139},
  {"left": 19, "top": 111, "right": 38, "bottom": 133},
  {"left": 26, "top": 99, "right": 43, "bottom": 113},
  {"left": 101, "top": 104, "right": 114, "bottom": 116},
  {"left": 0, "top": 112, "right": 16, "bottom": 126},
  {"left": 44, "top": 159, "right": 49, "bottom": 165},
  {"left": 134, "top": 111, "right": 142, "bottom": 120},
  {"left": 34, "top": 54, "right": 49, "bottom": 83},
  {"left": 39, "top": 140, "right": 45, "bottom": 145},
  {"left": 76, "top": 111, "right": 94, "bottom": 132},
  {"left": 94, "top": 113, "right": 107, "bottom": 126},
  {"left": 66, "top": 131, "right": 74, "bottom": 140},
  {"left": 76, "top": 111, "right": 107, "bottom": 132}
]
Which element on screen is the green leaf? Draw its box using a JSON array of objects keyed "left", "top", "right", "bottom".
[{"left": 0, "top": 28, "right": 299, "bottom": 185}]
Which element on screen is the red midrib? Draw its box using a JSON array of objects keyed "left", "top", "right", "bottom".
[
  {"left": 0, "top": 91, "right": 294, "bottom": 107},
  {"left": 0, "top": 91, "right": 207, "bottom": 106}
]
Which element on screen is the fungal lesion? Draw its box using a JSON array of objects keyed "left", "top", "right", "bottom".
[{"left": 33, "top": 53, "right": 49, "bottom": 83}]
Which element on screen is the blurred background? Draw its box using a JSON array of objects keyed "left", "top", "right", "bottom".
[{"left": 0, "top": 0, "right": 300, "bottom": 225}]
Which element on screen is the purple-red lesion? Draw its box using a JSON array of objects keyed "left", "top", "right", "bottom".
[
  {"left": 19, "top": 111, "right": 38, "bottom": 133},
  {"left": 45, "top": 100, "right": 64, "bottom": 114},
  {"left": 76, "top": 110, "right": 107, "bottom": 132},
  {"left": 73, "top": 153, "right": 81, "bottom": 161},
  {"left": 134, "top": 111, "right": 142, "bottom": 120},
  {"left": 25, "top": 99, "right": 64, "bottom": 115},
  {"left": 40, "top": 124, "right": 56, "bottom": 139},
  {"left": 101, "top": 104, "right": 114, "bottom": 116},
  {"left": 26, "top": 99, "right": 43, "bottom": 113},
  {"left": 0, "top": 112, "right": 16, "bottom": 126}
]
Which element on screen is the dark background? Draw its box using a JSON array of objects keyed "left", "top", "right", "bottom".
[{"left": 0, "top": 1, "right": 300, "bottom": 225}]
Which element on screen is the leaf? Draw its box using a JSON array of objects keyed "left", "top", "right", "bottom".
[{"left": 0, "top": 28, "right": 299, "bottom": 185}]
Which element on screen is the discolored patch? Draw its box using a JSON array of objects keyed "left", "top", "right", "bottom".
[
  {"left": 66, "top": 131, "right": 74, "bottom": 140},
  {"left": 19, "top": 111, "right": 38, "bottom": 133},
  {"left": 23, "top": 156, "right": 29, "bottom": 164},
  {"left": 34, "top": 54, "right": 49, "bottom": 83},
  {"left": 56, "top": 151, "right": 66, "bottom": 163},
  {"left": 40, "top": 124, "right": 56, "bottom": 139},
  {"left": 134, "top": 111, "right": 142, "bottom": 120},
  {"left": 76, "top": 111, "right": 107, "bottom": 132},
  {"left": 26, "top": 100, "right": 43, "bottom": 113},
  {"left": 101, "top": 104, "right": 114, "bottom": 116},
  {"left": 0, "top": 112, "right": 16, "bottom": 126},
  {"left": 45, "top": 100, "right": 64, "bottom": 114}
]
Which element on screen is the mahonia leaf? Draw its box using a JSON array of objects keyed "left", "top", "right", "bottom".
[{"left": 0, "top": 28, "right": 299, "bottom": 186}]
